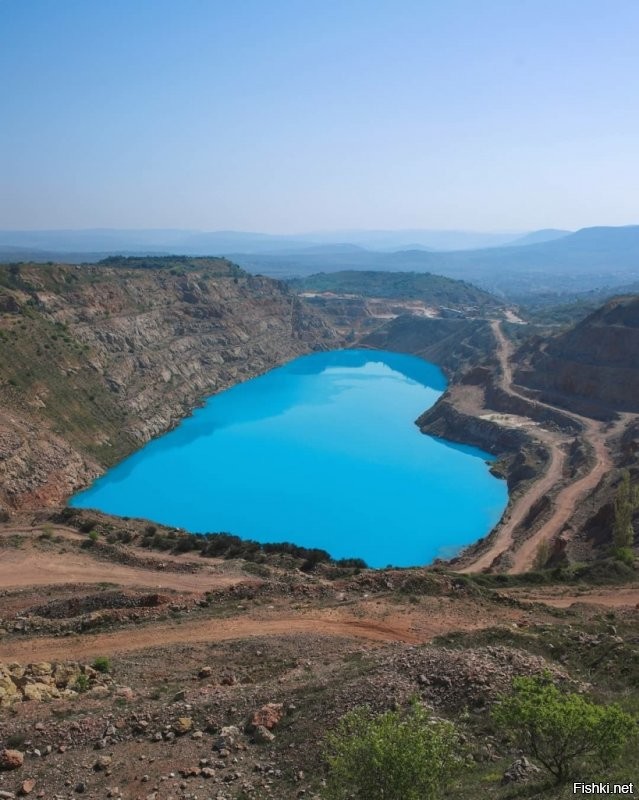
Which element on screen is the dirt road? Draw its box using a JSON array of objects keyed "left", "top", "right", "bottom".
[
  {"left": 0, "top": 614, "right": 428, "bottom": 663},
  {"left": 504, "top": 585, "right": 639, "bottom": 609},
  {"left": 461, "top": 321, "right": 623, "bottom": 573},
  {"left": 459, "top": 440, "right": 566, "bottom": 573}
]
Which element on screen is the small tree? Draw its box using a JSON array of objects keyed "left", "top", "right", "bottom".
[
  {"left": 323, "top": 702, "right": 464, "bottom": 800},
  {"left": 613, "top": 470, "right": 638, "bottom": 552},
  {"left": 492, "top": 675, "right": 635, "bottom": 784}
]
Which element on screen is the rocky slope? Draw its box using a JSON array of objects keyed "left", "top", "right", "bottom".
[
  {"left": 288, "top": 270, "right": 503, "bottom": 311},
  {"left": 0, "top": 520, "right": 637, "bottom": 799},
  {"left": 0, "top": 260, "right": 337, "bottom": 511},
  {"left": 361, "top": 314, "right": 497, "bottom": 379},
  {"left": 515, "top": 295, "right": 639, "bottom": 417}
]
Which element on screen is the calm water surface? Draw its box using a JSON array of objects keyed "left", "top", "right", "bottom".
[{"left": 70, "top": 350, "right": 508, "bottom": 567}]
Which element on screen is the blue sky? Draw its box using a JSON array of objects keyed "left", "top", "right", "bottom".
[{"left": 1, "top": 0, "right": 638, "bottom": 232}]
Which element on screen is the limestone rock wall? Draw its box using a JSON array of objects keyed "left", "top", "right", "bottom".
[{"left": 0, "top": 263, "right": 337, "bottom": 510}]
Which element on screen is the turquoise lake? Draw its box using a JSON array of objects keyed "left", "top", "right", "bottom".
[{"left": 70, "top": 349, "right": 508, "bottom": 567}]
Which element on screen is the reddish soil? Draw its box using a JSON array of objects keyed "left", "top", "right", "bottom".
[{"left": 0, "top": 528, "right": 246, "bottom": 593}]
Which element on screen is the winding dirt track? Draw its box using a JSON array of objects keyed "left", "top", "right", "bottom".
[
  {"left": 460, "top": 440, "right": 566, "bottom": 573},
  {"left": 462, "top": 321, "right": 623, "bottom": 573},
  {"left": 0, "top": 615, "right": 425, "bottom": 663},
  {"left": 504, "top": 585, "right": 639, "bottom": 609}
]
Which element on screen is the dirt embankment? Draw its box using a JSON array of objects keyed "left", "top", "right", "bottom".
[
  {"left": 1, "top": 524, "right": 638, "bottom": 666},
  {"left": 410, "top": 318, "right": 634, "bottom": 574}
]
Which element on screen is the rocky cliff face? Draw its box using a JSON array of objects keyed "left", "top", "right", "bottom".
[
  {"left": 361, "top": 315, "right": 496, "bottom": 378},
  {"left": 0, "top": 261, "right": 337, "bottom": 510},
  {"left": 515, "top": 295, "right": 639, "bottom": 416}
]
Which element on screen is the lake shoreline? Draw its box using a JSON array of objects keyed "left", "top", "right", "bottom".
[{"left": 69, "top": 349, "right": 508, "bottom": 568}]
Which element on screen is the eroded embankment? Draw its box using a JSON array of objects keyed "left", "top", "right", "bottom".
[
  {"left": 362, "top": 314, "right": 630, "bottom": 573},
  {"left": 417, "top": 320, "right": 623, "bottom": 573}
]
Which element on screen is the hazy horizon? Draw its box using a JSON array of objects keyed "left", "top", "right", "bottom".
[{"left": 2, "top": 1, "right": 639, "bottom": 232}]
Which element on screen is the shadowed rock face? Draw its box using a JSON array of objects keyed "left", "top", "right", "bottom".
[
  {"left": 0, "top": 262, "right": 337, "bottom": 510},
  {"left": 361, "top": 314, "right": 495, "bottom": 379},
  {"left": 515, "top": 295, "right": 639, "bottom": 416}
]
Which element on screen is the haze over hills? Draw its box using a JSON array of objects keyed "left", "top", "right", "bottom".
[
  {"left": 232, "top": 225, "right": 639, "bottom": 303},
  {"left": 3, "top": 224, "right": 639, "bottom": 305},
  {"left": 503, "top": 228, "right": 571, "bottom": 247},
  {"left": 0, "top": 228, "right": 530, "bottom": 255},
  {"left": 6, "top": 1, "right": 639, "bottom": 795}
]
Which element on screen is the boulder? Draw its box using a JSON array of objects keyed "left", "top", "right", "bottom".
[
  {"left": 212, "top": 725, "right": 241, "bottom": 752},
  {"left": 502, "top": 757, "right": 541, "bottom": 785},
  {"left": 18, "top": 779, "right": 36, "bottom": 796},
  {"left": 0, "top": 749, "right": 24, "bottom": 770},
  {"left": 6, "top": 664, "right": 24, "bottom": 680},
  {"left": 28, "top": 663, "right": 53, "bottom": 679},
  {"left": 52, "top": 662, "right": 81, "bottom": 688},
  {"left": 247, "top": 702, "right": 284, "bottom": 731},
  {"left": 114, "top": 686, "right": 135, "bottom": 701},
  {"left": 22, "top": 682, "right": 60, "bottom": 702},
  {"left": 94, "top": 755, "right": 113, "bottom": 771},
  {"left": 87, "top": 685, "right": 110, "bottom": 699},
  {"left": 173, "top": 717, "right": 193, "bottom": 735},
  {"left": 252, "top": 725, "right": 275, "bottom": 744},
  {"left": 0, "top": 675, "right": 20, "bottom": 706}
]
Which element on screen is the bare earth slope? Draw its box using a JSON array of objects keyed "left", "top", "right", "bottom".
[
  {"left": 1, "top": 524, "right": 638, "bottom": 799},
  {"left": 462, "top": 321, "right": 624, "bottom": 572},
  {"left": 365, "top": 309, "right": 638, "bottom": 572}
]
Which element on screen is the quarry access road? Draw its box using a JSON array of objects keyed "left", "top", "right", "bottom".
[
  {"left": 0, "top": 615, "right": 426, "bottom": 663},
  {"left": 461, "top": 320, "right": 622, "bottom": 574}
]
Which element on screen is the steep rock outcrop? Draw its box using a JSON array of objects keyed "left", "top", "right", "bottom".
[
  {"left": 515, "top": 295, "right": 639, "bottom": 415},
  {"left": 0, "top": 261, "right": 337, "bottom": 510},
  {"left": 361, "top": 314, "right": 495, "bottom": 379}
]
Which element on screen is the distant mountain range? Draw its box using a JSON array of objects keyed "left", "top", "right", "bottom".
[
  {"left": 503, "top": 229, "right": 571, "bottom": 247},
  {"left": 1, "top": 225, "right": 638, "bottom": 304},
  {"left": 0, "top": 226, "right": 566, "bottom": 257},
  {"left": 231, "top": 226, "right": 639, "bottom": 303}
]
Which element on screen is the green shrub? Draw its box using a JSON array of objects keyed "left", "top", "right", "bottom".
[
  {"left": 323, "top": 701, "right": 465, "bottom": 800},
  {"left": 492, "top": 674, "right": 636, "bottom": 783},
  {"left": 92, "top": 656, "right": 111, "bottom": 674},
  {"left": 613, "top": 546, "right": 635, "bottom": 566},
  {"left": 76, "top": 673, "right": 89, "bottom": 692},
  {"left": 613, "top": 470, "right": 638, "bottom": 551}
]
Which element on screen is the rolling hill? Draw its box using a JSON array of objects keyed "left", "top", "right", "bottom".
[
  {"left": 288, "top": 270, "right": 503, "bottom": 310},
  {"left": 232, "top": 225, "right": 639, "bottom": 302}
]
